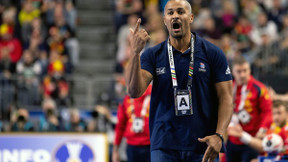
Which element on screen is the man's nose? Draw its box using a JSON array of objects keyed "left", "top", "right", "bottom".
[{"left": 172, "top": 13, "right": 179, "bottom": 19}]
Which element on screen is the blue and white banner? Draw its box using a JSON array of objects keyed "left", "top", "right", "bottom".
[{"left": 0, "top": 133, "right": 108, "bottom": 162}]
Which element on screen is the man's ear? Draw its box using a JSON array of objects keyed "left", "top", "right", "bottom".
[
  {"left": 163, "top": 16, "right": 167, "bottom": 26},
  {"left": 190, "top": 14, "right": 194, "bottom": 23}
]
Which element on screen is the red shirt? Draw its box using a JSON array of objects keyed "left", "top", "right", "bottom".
[
  {"left": 0, "top": 38, "right": 22, "bottom": 63},
  {"left": 279, "top": 123, "right": 288, "bottom": 155},
  {"left": 114, "top": 85, "right": 152, "bottom": 146},
  {"left": 230, "top": 76, "right": 272, "bottom": 145}
]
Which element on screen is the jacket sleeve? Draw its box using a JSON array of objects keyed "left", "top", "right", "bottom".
[
  {"left": 114, "top": 100, "right": 128, "bottom": 146},
  {"left": 258, "top": 87, "right": 273, "bottom": 129}
]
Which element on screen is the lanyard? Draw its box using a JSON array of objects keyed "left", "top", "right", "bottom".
[
  {"left": 167, "top": 35, "right": 195, "bottom": 88},
  {"left": 130, "top": 95, "right": 150, "bottom": 119},
  {"left": 233, "top": 84, "right": 248, "bottom": 111}
]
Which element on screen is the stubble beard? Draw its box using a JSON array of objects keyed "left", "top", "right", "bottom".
[{"left": 171, "top": 31, "right": 184, "bottom": 39}]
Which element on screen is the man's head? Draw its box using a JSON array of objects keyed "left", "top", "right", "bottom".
[
  {"left": 272, "top": 100, "right": 288, "bottom": 127},
  {"left": 163, "top": 0, "right": 193, "bottom": 39},
  {"left": 232, "top": 56, "right": 251, "bottom": 85}
]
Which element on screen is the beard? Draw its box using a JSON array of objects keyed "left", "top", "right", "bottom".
[{"left": 170, "top": 31, "right": 185, "bottom": 39}]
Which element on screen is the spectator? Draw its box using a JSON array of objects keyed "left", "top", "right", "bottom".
[
  {"left": 22, "top": 17, "right": 47, "bottom": 45},
  {"left": 46, "top": 26, "right": 73, "bottom": 73},
  {"left": 220, "top": 34, "right": 238, "bottom": 64},
  {"left": 42, "top": 49, "right": 71, "bottom": 106},
  {"left": 266, "top": 0, "right": 287, "bottom": 31},
  {"left": 228, "top": 100, "right": 288, "bottom": 159},
  {"left": 233, "top": 15, "right": 253, "bottom": 53},
  {"left": 64, "top": 109, "right": 86, "bottom": 132},
  {"left": 87, "top": 105, "right": 112, "bottom": 132},
  {"left": 241, "top": 0, "right": 263, "bottom": 26},
  {"left": 64, "top": 0, "right": 77, "bottom": 31},
  {"left": 250, "top": 33, "right": 280, "bottom": 78},
  {"left": 0, "top": 24, "right": 22, "bottom": 64},
  {"left": 42, "top": 75, "right": 71, "bottom": 107},
  {"left": 250, "top": 12, "right": 279, "bottom": 46},
  {"left": 16, "top": 49, "right": 42, "bottom": 105},
  {"left": 18, "top": 0, "right": 40, "bottom": 26},
  {"left": 197, "top": 16, "right": 222, "bottom": 43},
  {"left": 226, "top": 56, "right": 273, "bottom": 162},
  {"left": 220, "top": 0, "right": 238, "bottom": 33},
  {"left": 115, "top": 0, "right": 143, "bottom": 31},
  {"left": 10, "top": 108, "right": 34, "bottom": 132},
  {"left": 38, "top": 98, "right": 60, "bottom": 131},
  {"left": 51, "top": 6, "right": 79, "bottom": 67},
  {"left": 113, "top": 85, "right": 152, "bottom": 162}
]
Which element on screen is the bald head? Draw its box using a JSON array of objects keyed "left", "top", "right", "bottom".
[{"left": 164, "top": 0, "right": 192, "bottom": 15}]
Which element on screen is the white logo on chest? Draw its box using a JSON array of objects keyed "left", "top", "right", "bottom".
[
  {"left": 199, "top": 62, "right": 206, "bottom": 72},
  {"left": 156, "top": 67, "right": 166, "bottom": 75}
]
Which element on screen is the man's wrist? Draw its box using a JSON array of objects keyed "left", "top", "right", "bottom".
[
  {"left": 240, "top": 132, "right": 252, "bottom": 144},
  {"left": 113, "top": 144, "right": 119, "bottom": 151},
  {"left": 215, "top": 132, "right": 224, "bottom": 142}
]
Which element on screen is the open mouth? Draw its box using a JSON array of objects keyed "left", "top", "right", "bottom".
[{"left": 172, "top": 22, "right": 181, "bottom": 31}]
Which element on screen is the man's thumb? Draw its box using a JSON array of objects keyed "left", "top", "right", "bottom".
[{"left": 198, "top": 137, "right": 207, "bottom": 143}]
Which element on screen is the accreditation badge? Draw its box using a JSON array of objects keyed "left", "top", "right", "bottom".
[
  {"left": 174, "top": 89, "right": 193, "bottom": 116},
  {"left": 132, "top": 117, "right": 144, "bottom": 133},
  {"left": 237, "top": 109, "right": 251, "bottom": 124}
]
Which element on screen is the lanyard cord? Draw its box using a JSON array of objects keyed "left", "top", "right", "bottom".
[
  {"left": 233, "top": 84, "right": 248, "bottom": 111},
  {"left": 167, "top": 35, "right": 195, "bottom": 89}
]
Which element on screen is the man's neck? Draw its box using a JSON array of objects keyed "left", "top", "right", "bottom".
[{"left": 169, "top": 32, "right": 192, "bottom": 53}]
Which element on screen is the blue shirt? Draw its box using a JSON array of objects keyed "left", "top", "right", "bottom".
[{"left": 141, "top": 33, "right": 232, "bottom": 153}]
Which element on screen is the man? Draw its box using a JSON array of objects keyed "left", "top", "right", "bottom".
[
  {"left": 226, "top": 56, "right": 272, "bottom": 162},
  {"left": 125, "top": 0, "right": 233, "bottom": 161},
  {"left": 228, "top": 100, "right": 288, "bottom": 157},
  {"left": 113, "top": 85, "right": 152, "bottom": 162}
]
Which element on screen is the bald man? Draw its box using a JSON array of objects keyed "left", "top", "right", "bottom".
[{"left": 125, "top": 0, "right": 233, "bottom": 161}]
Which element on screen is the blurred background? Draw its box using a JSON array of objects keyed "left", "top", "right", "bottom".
[{"left": 0, "top": 0, "right": 288, "bottom": 161}]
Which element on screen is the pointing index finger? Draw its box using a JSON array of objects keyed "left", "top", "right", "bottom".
[{"left": 134, "top": 18, "right": 141, "bottom": 34}]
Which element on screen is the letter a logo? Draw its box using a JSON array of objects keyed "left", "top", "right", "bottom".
[
  {"left": 177, "top": 95, "right": 189, "bottom": 110},
  {"left": 179, "top": 97, "right": 188, "bottom": 107}
]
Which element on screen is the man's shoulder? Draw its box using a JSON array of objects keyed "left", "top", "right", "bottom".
[
  {"left": 197, "top": 35, "right": 222, "bottom": 51},
  {"left": 195, "top": 34, "right": 224, "bottom": 61},
  {"left": 250, "top": 77, "right": 267, "bottom": 89},
  {"left": 144, "top": 40, "right": 167, "bottom": 54},
  {"left": 250, "top": 77, "right": 270, "bottom": 97}
]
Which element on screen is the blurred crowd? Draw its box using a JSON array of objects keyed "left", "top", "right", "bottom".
[
  {"left": 0, "top": 0, "right": 80, "bottom": 131},
  {"left": 114, "top": 0, "right": 288, "bottom": 97},
  {"left": 0, "top": 98, "right": 113, "bottom": 133}
]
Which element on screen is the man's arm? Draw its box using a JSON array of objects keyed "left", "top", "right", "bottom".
[
  {"left": 256, "top": 87, "right": 272, "bottom": 138},
  {"left": 215, "top": 80, "right": 233, "bottom": 136},
  {"left": 227, "top": 125, "right": 264, "bottom": 152},
  {"left": 124, "top": 18, "right": 153, "bottom": 98},
  {"left": 199, "top": 80, "right": 233, "bottom": 162},
  {"left": 113, "top": 103, "right": 127, "bottom": 162}
]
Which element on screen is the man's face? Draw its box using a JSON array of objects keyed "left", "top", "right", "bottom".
[
  {"left": 232, "top": 63, "right": 251, "bottom": 85},
  {"left": 273, "top": 105, "right": 287, "bottom": 127},
  {"left": 163, "top": 0, "right": 193, "bottom": 39}
]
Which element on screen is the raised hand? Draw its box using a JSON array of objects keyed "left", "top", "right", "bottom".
[{"left": 129, "top": 18, "right": 150, "bottom": 55}]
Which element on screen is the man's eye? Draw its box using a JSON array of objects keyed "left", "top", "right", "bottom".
[
  {"left": 168, "top": 11, "right": 173, "bottom": 15},
  {"left": 178, "top": 11, "right": 183, "bottom": 14}
]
